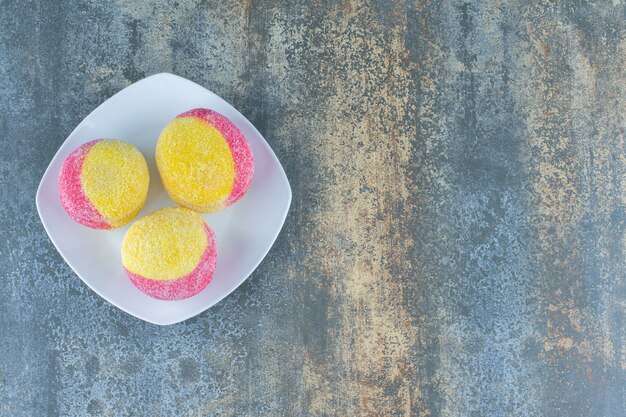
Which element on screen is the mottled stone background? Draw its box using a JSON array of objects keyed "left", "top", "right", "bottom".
[{"left": 0, "top": 0, "right": 624, "bottom": 416}]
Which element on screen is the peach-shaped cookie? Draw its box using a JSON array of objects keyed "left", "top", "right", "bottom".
[
  {"left": 156, "top": 108, "right": 254, "bottom": 213},
  {"left": 121, "top": 208, "right": 217, "bottom": 301},
  {"left": 58, "top": 139, "right": 149, "bottom": 229}
]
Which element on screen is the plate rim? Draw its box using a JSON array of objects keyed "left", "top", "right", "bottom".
[{"left": 35, "top": 72, "right": 292, "bottom": 325}]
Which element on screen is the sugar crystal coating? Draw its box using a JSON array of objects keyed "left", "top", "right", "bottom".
[
  {"left": 121, "top": 208, "right": 217, "bottom": 301},
  {"left": 156, "top": 108, "right": 254, "bottom": 213},
  {"left": 58, "top": 139, "right": 149, "bottom": 229}
]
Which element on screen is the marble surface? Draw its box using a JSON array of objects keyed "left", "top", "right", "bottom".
[{"left": 0, "top": 1, "right": 624, "bottom": 416}]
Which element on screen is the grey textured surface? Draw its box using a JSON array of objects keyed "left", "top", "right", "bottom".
[{"left": 1, "top": 1, "right": 625, "bottom": 416}]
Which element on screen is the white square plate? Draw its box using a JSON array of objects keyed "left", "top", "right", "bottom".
[{"left": 36, "top": 73, "right": 291, "bottom": 325}]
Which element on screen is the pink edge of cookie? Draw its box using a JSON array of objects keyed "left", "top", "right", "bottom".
[
  {"left": 178, "top": 108, "right": 254, "bottom": 206},
  {"left": 125, "top": 223, "right": 217, "bottom": 301},
  {"left": 58, "top": 140, "right": 111, "bottom": 229}
]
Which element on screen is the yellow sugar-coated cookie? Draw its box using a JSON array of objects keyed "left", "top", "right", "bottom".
[
  {"left": 121, "top": 208, "right": 217, "bottom": 301},
  {"left": 156, "top": 108, "right": 254, "bottom": 213},
  {"left": 59, "top": 139, "right": 150, "bottom": 229}
]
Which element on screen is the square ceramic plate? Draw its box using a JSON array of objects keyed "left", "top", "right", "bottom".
[{"left": 36, "top": 73, "right": 291, "bottom": 325}]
